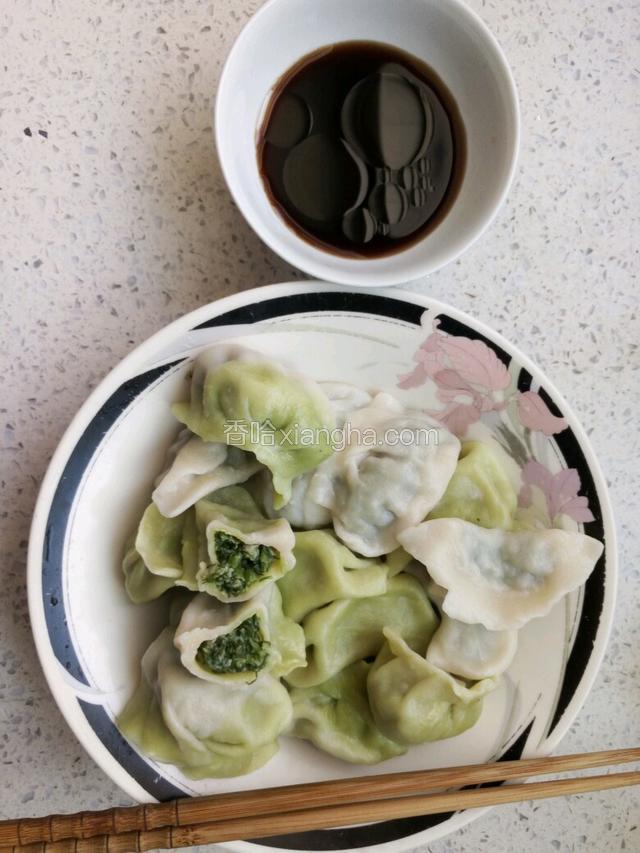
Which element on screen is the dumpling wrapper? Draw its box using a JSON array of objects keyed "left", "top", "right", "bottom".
[
  {"left": 285, "top": 573, "right": 438, "bottom": 689},
  {"left": 428, "top": 440, "right": 517, "bottom": 529},
  {"left": 311, "top": 393, "right": 460, "bottom": 556},
  {"left": 384, "top": 548, "right": 416, "bottom": 578},
  {"left": 278, "top": 530, "right": 388, "bottom": 623},
  {"left": 194, "top": 491, "right": 295, "bottom": 602},
  {"left": 260, "top": 382, "right": 373, "bottom": 530},
  {"left": 134, "top": 503, "right": 185, "bottom": 579},
  {"left": 319, "top": 382, "right": 373, "bottom": 427},
  {"left": 398, "top": 518, "right": 604, "bottom": 630},
  {"left": 426, "top": 616, "right": 517, "bottom": 680},
  {"left": 123, "top": 535, "right": 180, "bottom": 604},
  {"left": 123, "top": 503, "right": 197, "bottom": 605},
  {"left": 152, "top": 429, "right": 262, "bottom": 518},
  {"left": 367, "top": 628, "right": 497, "bottom": 745},
  {"left": 119, "top": 628, "right": 291, "bottom": 779},
  {"left": 258, "top": 468, "right": 332, "bottom": 531},
  {"left": 288, "top": 660, "right": 406, "bottom": 764},
  {"left": 174, "top": 585, "right": 305, "bottom": 684},
  {"left": 423, "top": 577, "right": 517, "bottom": 679},
  {"left": 171, "top": 344, "right": 335, "bottom": 509},
  {"left": 123, "top": 486, "right": 293, "bottom": 605}
]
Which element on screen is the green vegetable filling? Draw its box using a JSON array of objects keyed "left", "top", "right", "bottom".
[
  {"left": 207, "top": 531, "right": 278, "bottom": 596},
  {"left": 196, "top": 614, "right": 270, "bottom": 674}
]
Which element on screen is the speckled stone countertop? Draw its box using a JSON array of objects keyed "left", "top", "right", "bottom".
[{"left": 1, "top": 0, "right": 638, "bottom": 849}]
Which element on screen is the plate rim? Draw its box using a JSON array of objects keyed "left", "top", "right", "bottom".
[{"left": 27, "top": 281, "right": 617, "bottom": 852}]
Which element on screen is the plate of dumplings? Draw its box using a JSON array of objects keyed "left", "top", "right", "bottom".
[{"left": 28, "top": 282, "right": 616, "bottom": 852}]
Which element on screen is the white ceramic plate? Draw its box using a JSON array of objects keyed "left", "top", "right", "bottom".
[{"left": 28, "top": 283, "right": 616, "bottom": 852}]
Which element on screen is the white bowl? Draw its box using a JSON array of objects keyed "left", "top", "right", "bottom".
[{"left": 215, "top": 0, "right": 520, "bottom": 286}]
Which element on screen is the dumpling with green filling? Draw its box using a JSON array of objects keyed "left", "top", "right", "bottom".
[
  {"left": 123, "top": 485, "right": 258, "bottom": 604},
  {"left": 288, "top": 660, "right": 406, "bottom": 764},
  {"left": 118, "top": 627, "right": 291, "bottom": 779},
  {"left": 428, "top": 441, "right": 517, "bottom": 529},
  {"left": 123, "top": 486, "right": 294, "bottom": 605},
  {"left": 285, "top": 573, "right": 438, "bottom": 689},
  {"left": 194, "top": 489, "right": 295, "bottom": 602},
  {"left": 152, "top": 428, "right": 262, "bottom": 518},
  {"left": 174, "top": 584, "right": 305, "bottom": 684},
  {"left": 171, "top": 345, "right": 335, "bottom": 509},
  {"left": 367, "top": 628, "right": 497, "bottom": 745},
  {"left": 278, "top": 530, "right": 388, "bottom": 623}
]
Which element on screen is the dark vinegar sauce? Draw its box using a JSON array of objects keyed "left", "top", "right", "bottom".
[{"left": 257, "top": 41, "right": 466, "bottom": 259}]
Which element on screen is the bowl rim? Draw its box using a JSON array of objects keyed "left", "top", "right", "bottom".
[
  {"left": 27, "top": 281, "right": 616, "bottom": 851},
  {"left": 214, "top": 0, "right": 521, "bottom": 286}
]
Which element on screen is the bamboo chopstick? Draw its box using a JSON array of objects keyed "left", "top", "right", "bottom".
[
  {"left": 1, "top": 747, "right": 638, "bottom": 852},
  {"left": 3, "top": 770, "right": 640, "bottom": 853}
]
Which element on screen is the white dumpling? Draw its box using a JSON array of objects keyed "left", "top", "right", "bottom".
[
  {"left": 318, "top": 382, "right": 373, "bottom": 427},
  {"left": 260, "top": 382, "right": 372, "bottom": 530},
  {"left": 174, "top": 585, "right": 305, "bottom": 685},
  {"left": 156, "top": 632, "right": 291, "bottom": 754},
  {"left": 426, "top": 617, "right": 517, "bottom": 680},
  {"left": 118, "top": 627, "right": 291, "bottom": 778},
  {"left": 398, "top": 518, "right": 604, "bottom": 630},
  {"left": 194, "top": 490, "right": 296, "bottom": 602},
  {"left": 174, "top": 589, "right": 271, "bottom": 684},
  {"left": 312, "top": 393, "right": 460, "bottom": 556},
  {"left": 152, "top": 429, "right": 262, "bottom": 518},
  {"left": 259, "top": 468, "right": 332, "bottom": 530},
  {"left": 423, "top": 577, "right": 517, "bottom": 679}
]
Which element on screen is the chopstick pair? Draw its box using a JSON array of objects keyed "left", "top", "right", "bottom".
[{"left": 1, "top": 747, "right": 638, "bottom": 852}]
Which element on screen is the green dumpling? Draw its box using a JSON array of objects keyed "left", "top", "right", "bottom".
[
  {"left": 288, "top": 660, "right": 406, "bottom": 764},
  {"left": 367, "top": 628, "right": 497, "bottom": 746},
  {"left": 123, "top": 504, "right": 196, "bottom": 604},
  {"left": 118, "top": 628, "right": 291, "bottom": 779},
  {"left": 428, "top": 441, "right": 517, "bottom": 529},
  {"left": 123, "top": 537, "right": 177, "bottom": 604},
  {"left": 382, "top": 547, "right": 414, "bottom": 577},
  {"left": 285, "top": 573, "right": 439, "bottom": 689},
  {"left": 172, "top": 354, "right": 335, "bottom": 508},
  {"left": 123, "top": 486, "right": 295, "bottom": 605},
  {"left": 278, "top": 530, "right": 388, "bottom": 622}
]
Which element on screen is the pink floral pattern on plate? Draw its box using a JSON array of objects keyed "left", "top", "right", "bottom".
[
  {"left": 516, "top": 391, "right": 569, "bottom": 436},
  {"left": 398, "top": 318, "right": 568, "bottom": 437},
  {"left": 519, "top": 461, "right": 595, "bottom": 524},
  {"left": 398, "top": 316, "right": 593, "bottom": 526}
]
